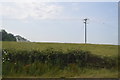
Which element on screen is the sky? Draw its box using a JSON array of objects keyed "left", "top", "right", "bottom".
[{"left": 0, "top": 1, "right": 118, "bottom": 45}]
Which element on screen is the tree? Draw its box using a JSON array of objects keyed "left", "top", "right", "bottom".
[{"left": 0, "top": 29, "right": 16, "bottom": 41}]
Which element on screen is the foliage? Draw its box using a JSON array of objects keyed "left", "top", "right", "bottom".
[
  {"left": 2, "top": 48, "right": 117, "bottom": 68},
  {"left": 0, "top": 30, "right": 29, "bottom": 42},
  {"left": 0, "top": 30, "right": 16, "bottom": 41},
  {"left": 2, "top": 42, "right": 118, "bottom": 78}
]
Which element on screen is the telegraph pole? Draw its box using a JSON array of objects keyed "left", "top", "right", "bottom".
[{"left": 84, "top": 18, "right": 88, "bottom": 44}]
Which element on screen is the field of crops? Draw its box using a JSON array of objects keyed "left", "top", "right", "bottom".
[{"left": 1, "top": 41, "right": 118, "bottom": 78}]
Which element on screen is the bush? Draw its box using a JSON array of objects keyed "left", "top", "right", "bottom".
[{"left": 2, "top": 48, "right": 117, "bottom": 69}]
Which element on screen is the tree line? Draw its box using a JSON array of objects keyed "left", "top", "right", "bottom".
[
  {"left": 0, "top": 29, "right": 29, "bottom": 42},
  {"left": 0, "top": 29, "right": 16, "bottom": 41}
]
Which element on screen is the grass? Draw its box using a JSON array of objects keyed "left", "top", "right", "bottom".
[
  {"left": 2, "top": 41, "right": 118, "bottom": 57},
  {"left": 3, "top": 68, "right": 118, "bottom": 78},
  {"left": 1, "top": 41, "right": 119, "bottom": 78}
]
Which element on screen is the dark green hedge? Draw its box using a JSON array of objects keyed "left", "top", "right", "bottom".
[{"left": 2, "top": 48, "right": 117, "bottom": 69}]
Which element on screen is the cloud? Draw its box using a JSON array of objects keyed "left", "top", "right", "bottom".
[{"left": 0, "top": 2, "right": 63, "bottom": 20}]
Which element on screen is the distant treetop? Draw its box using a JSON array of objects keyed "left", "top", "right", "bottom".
[{"left": 0, "top": 29, "right": 30, "bottom": 42}]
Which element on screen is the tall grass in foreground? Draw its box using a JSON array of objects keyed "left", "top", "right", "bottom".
[
  {"left": 3, "top": 62, "right": 118, "bottom": 78},
  {"left": 2, "top": 48, "right": 118, "bottom": 78}
]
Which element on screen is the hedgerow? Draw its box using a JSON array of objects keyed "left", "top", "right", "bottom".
[{"left": 2, "top": 48, "right": 117, "bottom": 69}]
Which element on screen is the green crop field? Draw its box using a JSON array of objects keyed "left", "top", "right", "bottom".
[{"left": 1, "top": 41, "right": 119, "bottom": 78}]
